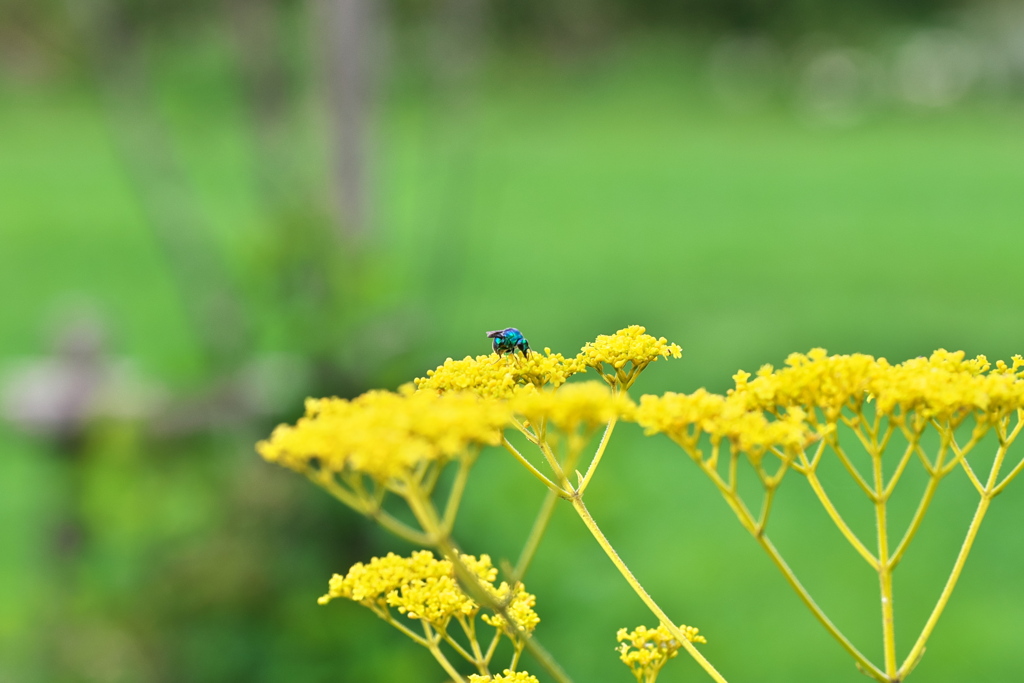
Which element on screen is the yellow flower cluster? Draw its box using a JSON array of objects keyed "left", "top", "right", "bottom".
[
  {"left": 578, "top": 325, "right": 682, "bottom": 390},
  {"left": 731, "top": 348, "right": 1024, "bottom": 425},
  {"left": 468, "top": 670, "right": 539, "bottom": 683},
  {"left": 635, "top": 389, "right": 810, "bottom": 459},
  {"left": 414, "top": 327, "right": 684, "bottom": 400},
  {"left": 730, "top": 348, "right": 878, "bottom": 420},
  {"left": 636, "top": 348, "right": 1024, "bottom": 465},
  {"left": 257, "top": 389, "right": 511, "bottom": 481},
  {"left": 616, "top": 623, "right": 705, "bottom": 682},
  {"left": 511, "top": 381, "right": 636, "bottom": 434},
  {"left": 318, "top": 550, "right": 539, "bottom": 634},
  {"left": 415, "top": 349, "right": 584, "bottom": 399},
  {"left": 480, "top": 581, "right": 540, "bottom": 634}
]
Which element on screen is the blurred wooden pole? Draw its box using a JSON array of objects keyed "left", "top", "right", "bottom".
[
  {"left": 324, "top": 0, "right": 376, "bottom": 242},
  {"left": 224, "top": 0, "right": 294, "bottom": 207},
  {"left": 72, "top": 1, "right": 250, "bottom": 373}
]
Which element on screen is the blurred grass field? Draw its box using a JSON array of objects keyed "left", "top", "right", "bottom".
[{"left": 2, "top": 28, "right": 1024, "bottom": 683}]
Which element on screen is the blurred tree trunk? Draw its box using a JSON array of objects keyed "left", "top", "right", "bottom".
[
  {"left": 324, "top": 0, "right": 376, "bottom": 243},
  {"left": 425, "top": 0, "right": 484, "bottom": 298},
  {"left": 224, "top": 0, "right": 296, "bottom": 208}
]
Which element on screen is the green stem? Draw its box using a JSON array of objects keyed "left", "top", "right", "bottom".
[
  {"left": 698, "top": 455, "right": 885, "bottom": 680},
  {"left": 316, "top": 474, "right": 432, "bottom": 545},
  {"left": 379, "top": 609, "right": 433, "bottom": 647},
  {"left": 511, "top": 417, "right": 539, "bottom": 445},
  {"left": 991, "top": 412, "right": 1024, "bottom": 495},
  {"left": 484, "top": 628, "right": 502, "bottom": 666},
  {"left": 503, "top": 437, "right": 564, "bottom": 494},
  {"left": 756, "top": 535, "right": 888, "bottom": 683},
  {"left": 959, "top": 459, "right": 985, "bottom": 495},
  {"left": 510, "top": 641, "right": 525, "bottom": 672},
  {"left": 728, "top": 450, "right": 738, "bottom": 493},
  {"left": 570, "top": 495, "right": 730, "bottom": 683},
  {"left": 830, "top": 440, "right": 876, "bottom": 500},
  {"left": 514, "top": 488, "right": 561, "bottom": 580},
  {"left": 889, "top": 475, "right": 939, "bottom": 570},
  {"left": 402, "top": 486, "right": 574, "bottom": 683},
  {"left": 992, "top": 455, "right": 1024, "bottom": 496},
  {"left": 537, "top": 436, "right": 570, "bottom": 489},
  {"left": 881, "top": 441, "right": 918, "bottom": 499},
  {"left": 872, "top": 452, "right": 897, "bottom": 678},
  {"left": 899, "top": 431, "right": 1013, "bottom": 678},
  {"left": 456, "top": 614, "right": 488, "bottom": 672},
  {"left": 443, "top": 618, "right": 482, "bottom": 666},
  {"left": 442, "top": 452, "right": 477, "bottom": 534},
  {"left": 437, "top": 536, "right": 575, "bottom": 683},
  {"left": 578, "top": 418, "right": 618, "bottom": 495},
  {"left": 889, "top": 426, "right": 950, "bottom": 574},
  {"left": 423, "top": 623, "right": 469, "bottom": 683},
  {"left": 755, "top": 485, "right": 776, "bottom": 535},
  {"left": 802, "top": 469, "right": 878, "bottom": 569},
  {"left": 898, "top": 494, "right": 991, "bottom": 679}
]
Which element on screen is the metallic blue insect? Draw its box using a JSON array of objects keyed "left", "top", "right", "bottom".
[{"left": 487, "top": 328, "right": 531, "bottom": 359}]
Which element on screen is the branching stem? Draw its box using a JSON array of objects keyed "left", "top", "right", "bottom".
[
  {"left": 569, "top": 495, "right": 730, "bottom": 683},
  {"left": 514, "top": 488, "right": 561, "bottom": 580},
  {"left": 578, "top": 417, "right": 618, "bottom": 495}
]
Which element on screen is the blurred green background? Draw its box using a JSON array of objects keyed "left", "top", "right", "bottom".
[{"left": 2, "top": 1, "right": 1024, "bottom": 681}]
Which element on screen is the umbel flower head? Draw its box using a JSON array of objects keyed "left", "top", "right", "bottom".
[
  {"left": 635, "top": 389, "right": 811, "bottom": 461},
  {"left": 616, "top": 623, "right": 706, "bottom": 683},
  {"left": 511, "top": 381, "right": 636, "bottom": 434},
  {"left": 730, "top": 348, "right": 1024, "bottom": 427},
  {"left": 319, "top": 550, "right": 539, "bottom": 635},
  {"left": 639, "top": 348, "right": 1024, "bottom": 462},
  {"left": 415, "top": 349, "right": 584, "bottom": 399},
  {"left": 578, "top": 325, "right": 682, "bottom": 391},
  {"left": 256, "top": 388, "right": 511, "bottom": 482}
]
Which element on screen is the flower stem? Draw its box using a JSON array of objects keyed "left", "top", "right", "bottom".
[
  {"left": 755, "top": 535, "right": 887, "bottom": 682},
  {"left": 872, "top": 452, "right": 897, "bottom": 678},
  {"left": 898, "top": 493, "right": 991, "bottom": 679},
  {"left": 899, "top": 431, "right": 1014, "bottom": 678},
  {"left": 503, "top": 437, "right": 564, "bottom": 494},
  {"left": 423, "top": 624, "right": 469, "bottom": 683},
  {"left": 402, "top": 484, "right": 574, "bottom": 683},
  {"left": 801, "top": 467, "right": 878, "bottom": 569},
  {"left": 578, "top": 418, "right": 618, "bottom": 495},
  {"left": 569, "top": 495, "right": 730, "bottom": 683},
  {"left": 442, "top": 453, "right": 477, "bottom": 534},
  {"left": 514, "top": 487, "right": 561, "bottom": 580},
  {"left": 316, "top": 474, "right": 432, "bottom": 545}
]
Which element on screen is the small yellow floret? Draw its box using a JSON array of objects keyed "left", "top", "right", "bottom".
[
  {"left": 468, "top": 670, "right": 539, "bottom": 683},
  {"left": 616, "top": 623, "right": 705, "bottom": 682},
  {"left": 480, "top": 581, "right": 541, "bottom": 635},
  {"left": 318, "top": 550, "right": 451, "bottom": 607},
  {"left": 414, "top": 349, "right": 584, "bottom": 399},
  {"left": 578, "top": 325, "right": 682, "bottom": 390},
  {"left": 319, "top": 550, "right": 538, "bottom": 635}
]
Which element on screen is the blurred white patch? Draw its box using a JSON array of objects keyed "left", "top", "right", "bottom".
[
  {"left": 1, "top": 316, "right": 163, "bottom": 436},
  {"left": 956, "top": 2, "right": 1024, "bottom": 95},
  {"left": 895, "top": 29, "right": 982, "bottom": 107},
  {"left": 797, "top": 48, "right": 880, "bottom": 126}
]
